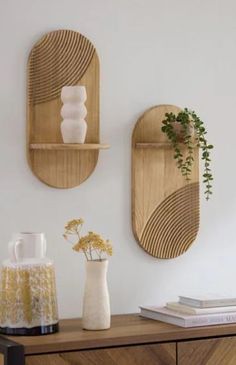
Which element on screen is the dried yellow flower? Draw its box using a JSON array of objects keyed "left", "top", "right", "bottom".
[
  {"left": 64, "top": 219, "right": 84, "bottom": 234},
  {"left": 63, "top": 218, "right": 112, "bottom": 261}
]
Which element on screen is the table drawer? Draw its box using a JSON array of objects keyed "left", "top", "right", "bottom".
[
  {"left": 178, "top": 336, "right": 236, "bottom": 365},
  {"left": 26, "top": 343, "right": 176, "bottom": 365}
]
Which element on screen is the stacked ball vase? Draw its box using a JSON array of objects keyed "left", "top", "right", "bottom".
[{"left": 61, "top": 86, "right": 87, "bottom": 143}]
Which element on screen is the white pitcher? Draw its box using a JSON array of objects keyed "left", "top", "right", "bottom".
[{"left": 8, "top": 232, "right": 47, "bottom": 262}]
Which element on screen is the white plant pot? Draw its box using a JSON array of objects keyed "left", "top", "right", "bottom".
[
  {"left": 173, "top": 121, "right": 195, "bottom": 142},
  {"left": 82, "top": 260, "right": 111, "bottom": 330},
  {"left": 61, "top": 119, "right": 87, "bottom": 143}
]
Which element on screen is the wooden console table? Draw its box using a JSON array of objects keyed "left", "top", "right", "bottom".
[{"left": 1, "top": 314, "right": 236, "bottom": 364}]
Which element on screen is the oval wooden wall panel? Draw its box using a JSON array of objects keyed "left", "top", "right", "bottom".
[
  {"left": 27, "top": 29, "right": 100, "bottom": 188},
  {"left": 132, "top": 105, "right": 200, "bottom": 259}
]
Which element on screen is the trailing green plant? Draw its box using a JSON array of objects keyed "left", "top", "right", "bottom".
[{"left": 161, "top": 108, "right": 213, "bottom": 200}]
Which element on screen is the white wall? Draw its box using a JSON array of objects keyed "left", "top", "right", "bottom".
[{"left": 0, "top": 0, "right": 236, "bottom": 318}]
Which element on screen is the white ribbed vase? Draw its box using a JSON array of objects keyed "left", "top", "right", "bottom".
[
  {"left": 82, "top": 260, "right": 110, "bottom": 330},
  {"left": 60, "top": 86, "right": 87, "bottom": 143}
]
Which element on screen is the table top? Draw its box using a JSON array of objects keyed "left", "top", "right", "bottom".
[{"left": 6, "top": 314, "right": 236, "bottom": 355}]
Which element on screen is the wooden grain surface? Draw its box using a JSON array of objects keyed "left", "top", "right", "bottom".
[
  {"left": 26, "top": 343, "right": 176, "bottom": 365},
  {"left": 27, "top": 29, "right": 100, "bottom": 188},
  {"left": 178, "top": 336, "right": 236, "bottom": 365},
  {"left": 0, "top": 354, "right": 3, "bottom": 365},
  {"left": 7, "top": 314, "right": 236, "bottom": 355},
  {"left": 132, "top": 105, "right": 199, "bottom": 258}
]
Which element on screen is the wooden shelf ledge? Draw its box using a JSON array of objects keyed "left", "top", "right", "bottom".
[
  {"left": 135, "top": 142, "right": 197, "bottom": 149},
  {"left": 30, "top": 143, "right": 110, "bottom": 151}
]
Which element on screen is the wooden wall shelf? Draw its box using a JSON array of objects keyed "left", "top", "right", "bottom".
[
  {"left": 29, "top": 144, "right": 110, "bottom": 151},
  {"left": 135, "top": 142, "right": 197, "bottom": 149},
  {"left": 132, "top": 105, "right": 200, "bottom": 259},
  {"left": 27, "top": 29, "right": 107, "bottom": 188}
]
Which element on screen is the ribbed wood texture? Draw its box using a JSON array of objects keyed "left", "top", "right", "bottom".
[
  {"left": 27, "top": 29, "right": 100, "bottom": 188},
  {"left": 178, "top": 337, "right": 236, "bottom": 365},
  {"left": 132, "top": 105, "right": 199, "bottom": 259},
  {"left": 28, "top": 30, "right": 95, "bottom": 104},
  {"left": 141, "top": 183, "right": 199, "bottom": 258},
  {"left": 25, "top": 344, "right": 176, "bottom": 365}
]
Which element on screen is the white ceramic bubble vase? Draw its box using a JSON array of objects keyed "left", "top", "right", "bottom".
[
  {"left": 82, "top": 260, "right": 111, "bottom": 330},
  {"left": 60, "top": 86, "right": 87, "bottom": 143}
]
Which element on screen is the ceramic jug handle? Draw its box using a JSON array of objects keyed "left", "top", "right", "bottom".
[
  {"left": 8, "top": 239, "right": 23, "bottom": 262},
  {"left": 42, "top": 237, "right": 47, "bottom": 257}
]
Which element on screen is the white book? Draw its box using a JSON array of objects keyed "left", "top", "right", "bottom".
[
  {"left": 139, "top": 306, "right": 236, "bottom": 328},
  {"left": 179, "top": 294, "right": 236, "bottom": 308},
  {"left": 166, "top": 302, "right": 236, "bottom": 315}
]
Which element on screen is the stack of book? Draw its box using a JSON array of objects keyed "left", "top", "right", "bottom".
[{"left": 140, "top": 295, "right": 236, "bottom": 328}]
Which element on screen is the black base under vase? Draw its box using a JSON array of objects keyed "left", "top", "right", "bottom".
[{"left": 0, "top": 323, "right": 59, "bottom": 336}]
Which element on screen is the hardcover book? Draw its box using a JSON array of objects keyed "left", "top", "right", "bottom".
[
  {"left": 140, "top": 306, "right": 236, "bottom": 328},
  {"left": 179, "top": 295, "right": 236, "bottom": 308},
  {"left": 166, "top": 302, "right": 236, "bottom": 315}
]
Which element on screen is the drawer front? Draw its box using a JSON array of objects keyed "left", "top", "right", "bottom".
[
  {"left": 178, "top": 336, "right": 236, "bottom": 365},
  {"left": 26, "top": 343, "right": 176, "bottom": 365}
]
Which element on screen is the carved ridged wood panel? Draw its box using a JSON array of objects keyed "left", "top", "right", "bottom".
[
  {"left": 27, "top": 29, "right": 100, "bottom": 188},
  {"left": 132, "top": 105, "right": 199, "bottom": 259},
  {"left": 178, "top": 337, "right": 236, "bottom": 365},
  {"left": 25, "top": 343, "right": 176, "bottom": 365}
]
